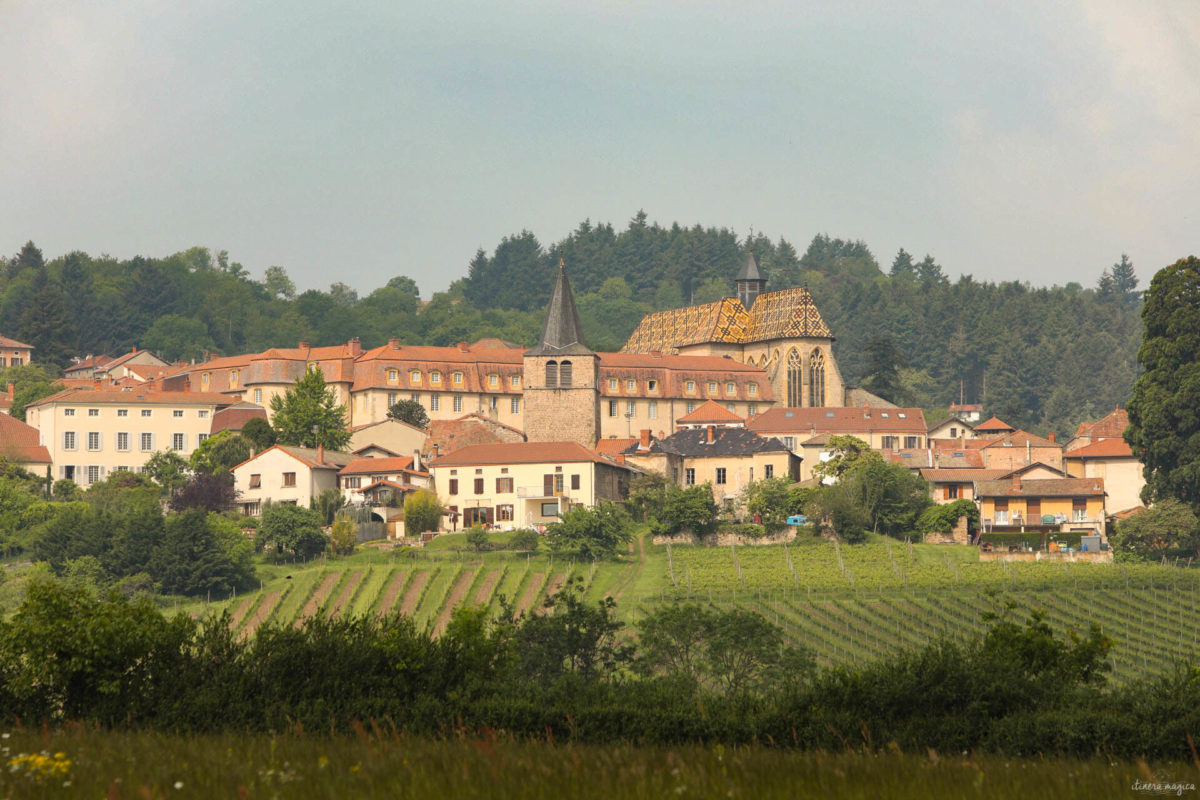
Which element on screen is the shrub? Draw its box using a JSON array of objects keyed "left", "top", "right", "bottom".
[
  {"left": 510, "top": 529, "right": 540, "bottom": 552},
  {"left": 329, "top": 514, "right": 357, "bottom": 556},
  {"left": 465, "top": 525, "right": 489, "bottom": 552},
  {"left": 403, "top": 490, "right": 442, "bottom": 536},
  {"left": 256, "top": 504, "right": 326, "bottom": 560}
]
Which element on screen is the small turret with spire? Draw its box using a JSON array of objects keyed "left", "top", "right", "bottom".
[
  {"left": 526, "top": 258, "right": 593, "bottom": 357},
  {"left": 736, "top": 236, "right": 767, "bottom": 309}
]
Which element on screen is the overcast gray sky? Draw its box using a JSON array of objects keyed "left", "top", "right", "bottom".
[{"left": 1, "top": 1, "right": 1197, "bottom": 296}]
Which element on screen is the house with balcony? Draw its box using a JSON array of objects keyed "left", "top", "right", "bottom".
[
  {"left": 427, "top": 441, "right": 635, "bottom": 530},
  {"left": 337, "top": 454, "right": 431, "bottom": 507},
  {"left": 232, "top": 444, "right": 355, "bottom": 516},
  {"left": 975, "top": 474, "right": 1108, "bottom": 545}
]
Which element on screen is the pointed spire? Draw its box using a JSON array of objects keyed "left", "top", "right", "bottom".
[
  {"left": 736, "top": 233, "right": 767, "bottom": 309},
  {"left": 526, "top": 258, "right": 593, "bottom": 356}
]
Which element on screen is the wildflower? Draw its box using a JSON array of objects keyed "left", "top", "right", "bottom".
[
  {"left": 318, "top": 756, "right": 330, "bottom": 769},
  {"left": 175, "top": 780, "right": 185, "bottom": 789}
]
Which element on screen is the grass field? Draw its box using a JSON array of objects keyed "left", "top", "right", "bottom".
[
  {"left": 179, "top": 531, "right": 1200, "bottom": 685},
  {"left": 0, "top": 727, "right": 1193, "bottom": 799}
]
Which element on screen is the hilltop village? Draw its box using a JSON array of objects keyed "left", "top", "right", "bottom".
[{"left": 0, "top": 251, "right": 1140, "bottom": 555}]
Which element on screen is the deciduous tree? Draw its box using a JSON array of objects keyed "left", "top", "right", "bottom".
[{"left": 269, "top": 367, "right": 351, "bottom": 451}]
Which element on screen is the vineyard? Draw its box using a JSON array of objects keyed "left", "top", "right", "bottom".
[{"left": 186, "top": 532, "right": 1200, "bottom": 685}]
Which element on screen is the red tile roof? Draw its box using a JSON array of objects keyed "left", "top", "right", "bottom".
[
  {"left": 0, "top": 414, "right": 51, "bottom": 464},
  {"left": 975, "top": 477, "right": 1105, "bottom": 498},
  {"left": 28, "top": 388, "right": 235, "bottom": 407},
  {"left": 677, "top": 400, "right": 745, "bottom": 424},
  {"left": 1065, "top": 438, "right": 1134, "bottom": 458},
  {"left": 595, "top": 438, "right": 637, "bottom": 457},
  {"left": 1073, "top": 408, "right": 1129, "bottom": 440},
  {"left": 210, "top": 403, "right": 268, "bottom": 435},
  {"left": 980, "top": 430, "right": 1061, "bottom": 449},
  {"left": 747, "top": 406, "right": 927, "bottom": 434},
  {"left": 918, "top": 468, "right": 1008, "bottom": 483},
  {"left": 0, "top": 335, "right": 33, "bottom": 349},
  {"left": 429, "top": 441, "right": 617, "bottom": 467},
  {"left": 338, "top": 456, "right": 421, "bottom": 476},
  {"left": 424, "top": 414, "right": 525, "bottom": 457},
  {"left": 64, "top": 354, "right": 113, "bottom": 374},
  {"left": 234, "top": 444, "right": 355, "bottom": 471},
  {"left": 974, "top": 416, "right": 1016, "bottom": 432}
]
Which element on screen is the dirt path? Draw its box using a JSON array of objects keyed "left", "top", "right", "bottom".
[
  {"left": 399, "top": 571, "right": 430, "bottom": 616},
  {"left": 474, "top": 570, "right": 502, "bottom": 605},
  {"left": 536, "top": 573, "right": 568, "bottom": 616},
  {"left": 239, "top": 592, "right": 281, "bottom": 640},
  {"left": 432, "top": 570, "right": 477, "bottom": 636},
  {"left": 611, "top": 533, "right": 647, "bottom": 604},
  {"left": 300, "top": 573, "right": 341, "bottom": 621},
  {"left": 377, "top": 571, "right": 407, "bottom": 616},
  {"left": 513, "top": 572, "right": 545, "bottom": 618},
  {"left": 329, "top": 571, "right": 365, "bottom": 617},
  {"left": 228, "top": 596, "right": 255, "bottom": 628}
]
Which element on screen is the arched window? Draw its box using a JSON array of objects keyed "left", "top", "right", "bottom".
[
  {"left": 545, "top": 360, "right": 558, "bottom": 388},
  {"left": 559, "top": 360, "right": 573, "bottom": 387},
  {"left": 786, "top": 349, "right": 802, "bottom": 407},
  {"left": 808, "top": 349, "right": 826, "bottom": 407}
]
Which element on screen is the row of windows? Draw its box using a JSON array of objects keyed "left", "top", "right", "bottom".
[
  {"left": 604, "top": 400, "right": 758, "bottom": 418},
  {"left": 881, "top": 436, "right": 923, "bottom": 450},
  {"left": 383, "top": 393, "right": 519, "bottom": 415},
  {"left": 681, "top": 464, "right": 773, "bottom": 486},
  {"left": 447, "top": 474, "right": 579, "bottom": 496},
  {"left": 247, "top": 473, "right": 296, "bottom": 488},
  {"left": 200, "top": 371, "right": 239, "bottom": 389},
  {"left": 0, "top": 357, "right": 24, "bottom": 367},
  {"left": 63, "top": 408, "right": 208, "bottom": 418},
  {"left": 61, "top": 431, "right": 206, "bottom": 452},
  {"left": 385, "top": 369, "right": 520, "bottom": 388}
]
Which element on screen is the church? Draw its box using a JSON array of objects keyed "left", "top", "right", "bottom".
[{"left": 520, "top": 251, "right": 852, "bottom": 447}]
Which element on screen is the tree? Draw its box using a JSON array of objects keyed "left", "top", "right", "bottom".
[
  {"left": 329, "top": 513, "right": 357, "bottom": 556},
  {"left": 545, "top": 503, "right": 634, "bottom": 559},
  {"left": 1110, "top": 253, "right": 1138, "bottom": 297},
  {"left": 144, "top": 450, "right": 189, "bottom": 496},
  {"left": 239, "top": 417, "right": 276, "bottom": 452},
  {"left": 841, "top": 457, "right": 931, "bottom": 538},
  {"left": 465, "top": 525, "right": 489, "bottom": 552},
  {"left": 890, "top": 248, "right": 915, "bottom": 278},
  {"left": 263, "top": 266, "right": 296, "bottom": 300},
  {"left": 741, "top": 477, "right": 794, "bottom": 529},
  {"left": 509, "top": 529, "right": 539, "bottom": 552},
  {"left": 916, "top": 254, "right": 946, "bottom": 285},
  {"left": 1111, "top": 500, "right": 1200, "bottom": 562},
  {"left": 624, "top": 471, "right": 673, "bottom": 523},
  {"left": 151, "top": 509, "right": 254, "bottom": 596},
  {"left": 811, "top": 435, "right": 876, "bottom": 483},
  {"left": 168, "top": 472, "right": 237, "bottom": 514},
  {"left": 17, "top": 266, "right": 72, "bottom": 367},
  {"left": 403, "top": 489, "right": 442, "bottom": 535},
  {"left": 269, "top": 367, "right": 351, "bottom": 451},
  {"left": 257, "top": 504, "right": 327, "bottom": 560},
  {"left": 387, "top": 399, "right": 429, "bottom": 429},
  {"left": 311, "top": 487, "right": 346, "bottom": 526},
  {"left": 807, "top": 481, "right": 870, "bottom": 543},
  {"left": 1126, "top": 257, "right": 1200, "bottom": 510},
  {"left": 861, "top": 335, "right": 905, "bottom": 403},
  {"left": 917, "top": 498, "right": 980, "bottom": 538},
  {"left": 386, "top": 275, "right": 420, "bottom": 296},
  {"left": 658, "top": 484, "right": 719, "bottom": 536},
  {"left": 188, "top": 431, "right": 251, "bottom": 474},
  {"left": 0, "top": 363, "right": 64, "bottom": 421},
  {"left": 141, "top": 314, "right": 215, "bottom": 362}
]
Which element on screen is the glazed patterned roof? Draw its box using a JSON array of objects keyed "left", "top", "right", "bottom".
[{"left": 621, "top": 288, "right": 831, "bottom": 354}]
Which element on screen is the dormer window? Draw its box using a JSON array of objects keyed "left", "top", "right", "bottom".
[
  {"left": 747, "top": 383, "right": 757, "bottom": 396},
  {"left": 707, "top": 381, "right": 717, "bottom": 393},
  {"left": 201, "top": 373, "right": 210, "bottom": 388},
  {"left": 725, "top": 382, "right": 736, "bottom": 394},
  {"left": 608, "top": 378, "right": 617, "bottom": 390},
  {"left": 430, "top": 371, "right": 441, "bottom": 384},
  {"left": 388, "top": 369, "right": 398, "bottom": 382},
  {"left": 453, "top": 372, "right": 463, "bottom": 384},
  {"left": 626, "top": 379, "right": 635, "bottom": 392},
  {"left": 647, "top": 380, "right": 658, "bottom": 392},
  {"left": 488, "top": 374, "right": 498, "bottom": 387},
  {"left": 685, "top": 380, "right": 696, "bottom": 393},
  {"left": 510, "top": 375, "right": 520, "bottom": 388},
  {"left": 410, "top": 370, "right": 421, "bottom": 383},
  {"left": 230, "top": 369, "right": 239, "bottom": 387}
]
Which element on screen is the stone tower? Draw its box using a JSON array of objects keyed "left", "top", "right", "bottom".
[
  {"left": 736, "top": 246, "right": 767, "bottom": 309},
  {"left": 522, "top": 260, "right": 600, "bottom": 446}
]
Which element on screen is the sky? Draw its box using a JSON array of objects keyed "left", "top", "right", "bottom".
[{"left": 1, "top": 1, "right": 1197, "bottom": 297}]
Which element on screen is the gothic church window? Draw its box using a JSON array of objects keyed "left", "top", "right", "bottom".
[
  {"left": 809, "top": 349, "right": 826, "bottom": 407},
  {"left": 786, "top": 349, "right": 802, "bottom": 407}
]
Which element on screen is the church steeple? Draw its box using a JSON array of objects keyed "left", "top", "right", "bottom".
[
  {"left": 526, "top": 258, "right": 592, "bottom": 356},
  {"left": 736, "top": 242, "right": 767, "bottom": 309}
]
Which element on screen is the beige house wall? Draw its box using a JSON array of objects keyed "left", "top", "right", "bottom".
[
  {"left": 0, "top": 346, "right": 33, "bottom": 367},
  {"left": 982, "top": 444, "right": 1063, "bottom": 471},
  {"left": 28, "top": 397, "right": 222, "bottom": 486},
  {"left": 348, "top": 420, "right": 428, "bottom": 459},
  {"left": 682, "top": 451, "right": 795, "bottom": 504},
  {"left": 432, "top": 459, "right": 624, "bottom": 531},
  {"left": 979, "top": 496, "right": 1105, "bottom": 527},
  {"left": 1066, "top": 457, "right": 1143, "bottom": 514},
  {"left": 233, "top": 449, "right": 339, "bottom": 514}
]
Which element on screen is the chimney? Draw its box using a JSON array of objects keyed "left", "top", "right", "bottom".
[
  {"left": 1011, "top": 473, "right": 1021, "bottom": 492},
  {"left": 132, "top": 345, "right": 138, "bottom": 353},
  {"left": 299, "top": 340, "right": 310, "bottom": 349},
  {"left": 650, "top": 350, "right": 662, "bottom": 359},
  {"left": 1048, "top": 432, "right": 1056, "bottom": 443},
  {"left": 388, "top": 337, "right": 401, "bottom": 350},
  {"left": 432, "top": 443, "right": 440, "bottom": 459},
  {"left": 616, "top": 454, "right": 626, "bottom": 464},
  {"left": 639, "top": 428, "right": 651, "bottom": 450},
  {"left": 347, "top": 337, "right": 362, "bottom": 356},
  {"left": 457, "top": 341, "right": 469, "bottom": 353},
  {"left": 317, "top": 443, "right": 325, "bottom": 463},
  {"left": 412, "top": 449, "right": 421, "bottom": 472},
  {"left": 706, "top": 425, "right": 715, "bottom": 444}
]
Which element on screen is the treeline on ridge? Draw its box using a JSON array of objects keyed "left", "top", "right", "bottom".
[{"left": 2, "top": 215, "right": 1142, "bottom": 435}]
